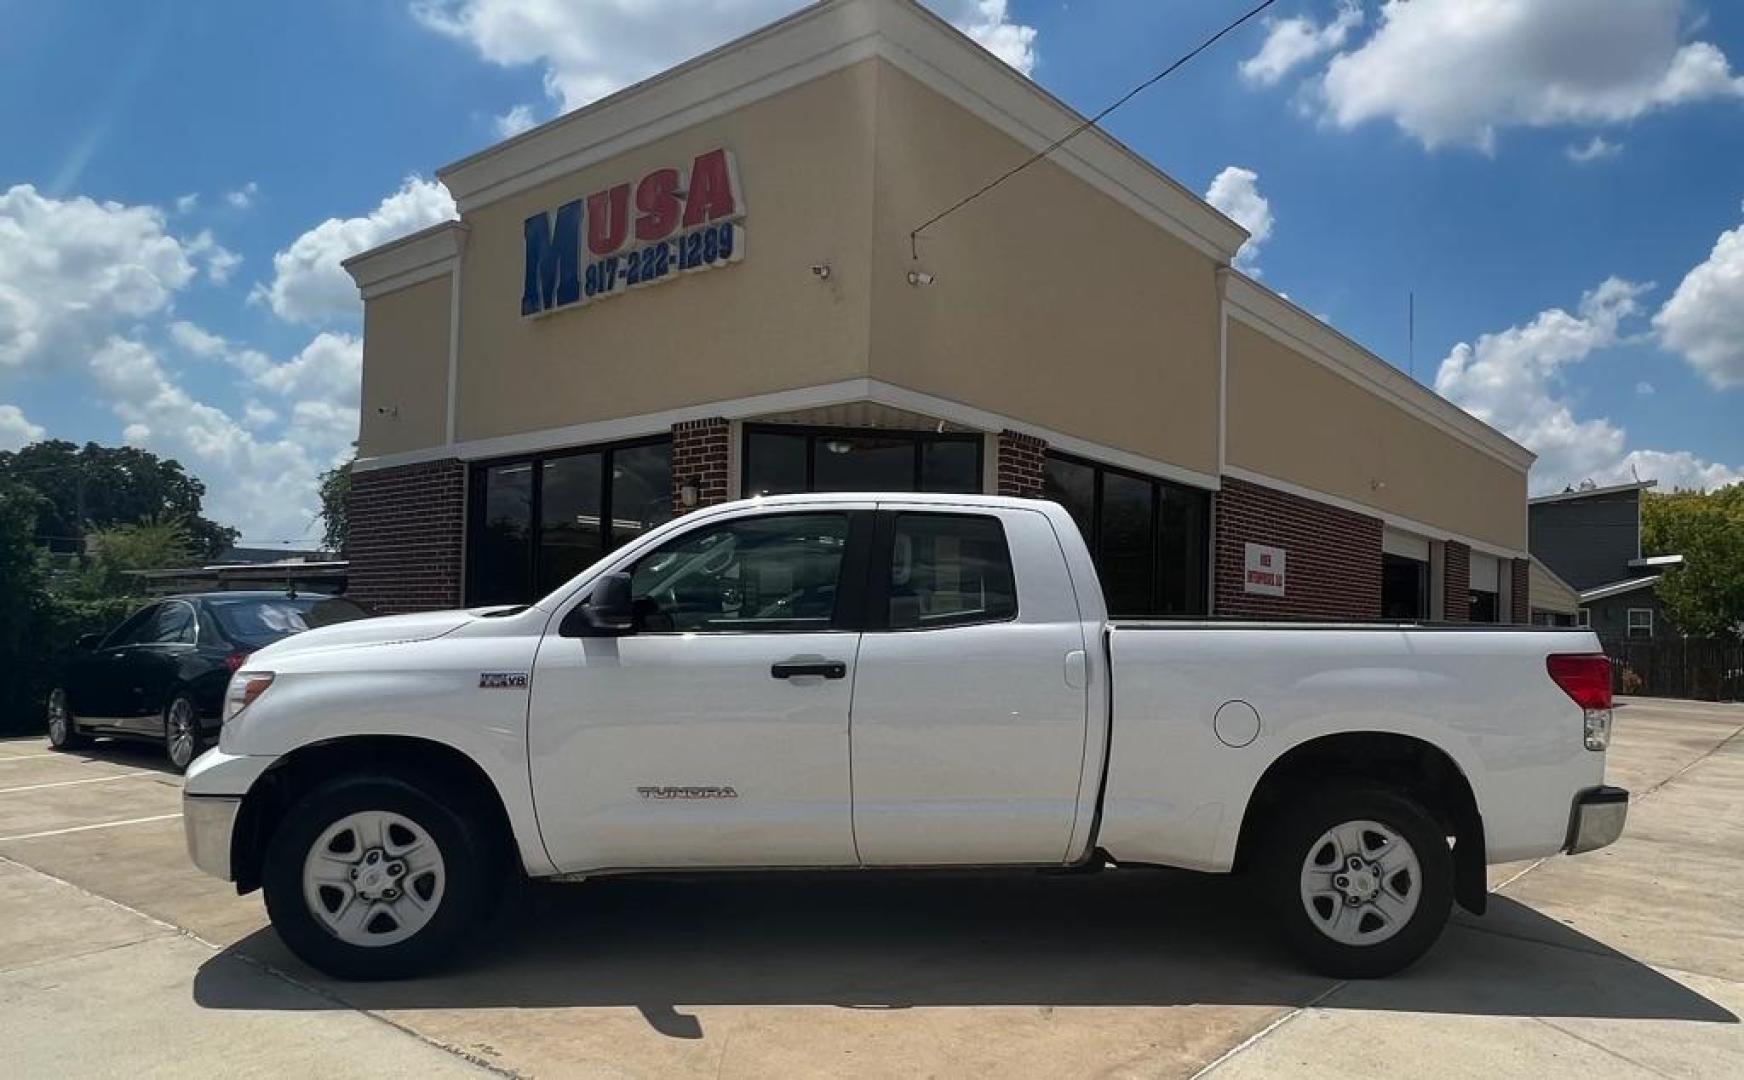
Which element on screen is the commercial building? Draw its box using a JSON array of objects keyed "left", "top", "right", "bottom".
[{"left": 343, "top": 0, "right": 1535, "bottom": 621}]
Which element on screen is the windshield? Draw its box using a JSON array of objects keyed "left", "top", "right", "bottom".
[{"left": 207, "top": 596, "right": 371, "bottom": 647}]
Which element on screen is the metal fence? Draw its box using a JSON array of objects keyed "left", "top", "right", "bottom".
[{"left": 1601, "top": 636, "right": 1744, "bottom": 702}]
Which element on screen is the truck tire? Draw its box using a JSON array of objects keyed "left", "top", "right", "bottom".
[
  {"left": 1264, "top": 787, "right": 1453, "bottom": 979},
  {"left": 261, "top": 773, "right": 499, "bottom": 980}
]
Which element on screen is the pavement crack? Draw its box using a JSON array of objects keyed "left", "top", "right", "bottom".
[
  {"left": 1533, "top": 1016, "right": 1680, "bottom": 1079},
  {"left": 1187, "top": 981, "right": 1346, "bottom": 1077}
]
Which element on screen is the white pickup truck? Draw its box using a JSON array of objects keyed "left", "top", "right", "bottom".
[{"left": 183, "top": 493, "right": 1627, "bottom": 980}]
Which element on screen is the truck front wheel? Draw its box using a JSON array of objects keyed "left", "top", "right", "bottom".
[
  {"left": 1265, "top": 788, "right": 1453, "bottom": 978},
  {"left": 261, "top": 773, "right": 498, "bottom": 979}
]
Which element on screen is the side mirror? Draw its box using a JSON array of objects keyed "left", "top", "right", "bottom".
[
  {"left": 76, "top": 633, "right": 103, "bottom": 650},
  {"left": 561, "top": 572, "right": 635, "bottom": 637}
]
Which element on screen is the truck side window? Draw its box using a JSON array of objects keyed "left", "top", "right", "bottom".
[
  {"left": 887, "top": 514, "right": 1017, "bottom": 630},
  {"left": 628, "top": 513, "right": 850, "bottom": 633}
]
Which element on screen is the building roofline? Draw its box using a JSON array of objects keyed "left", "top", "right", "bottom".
[
  {"left": 1530, "top": 555, "right": 1580, "bottom": 598},
  {"left": 1529, "top": 480, "right": 1659, "bottom": 505},
  {"left": 426, "top": 0, "right": 1248, "bottom": 262},
  {"left": 1579, "top": 575, "right": 1662, "bottom": 603},
  {"left": 1221, "top": 271, "right": 1536, "bottom": 474}
]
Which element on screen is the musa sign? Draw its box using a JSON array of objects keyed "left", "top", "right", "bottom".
[{"left": 521, "top": 147, "right": 746, "bottom": 318}]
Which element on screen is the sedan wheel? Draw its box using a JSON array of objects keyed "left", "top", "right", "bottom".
[
  {"left": 47, "top": 688, "right": 88, "bottom": 750},
  {"left": 164, "top": 696, "right": 202, "bottom": 770}
]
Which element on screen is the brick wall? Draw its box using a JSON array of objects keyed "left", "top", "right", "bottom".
[
  {"left": 1511, "top": 558, "right": 1531, "bottom": 624},
  {"left": 1213, "top": 477, "right": 1383, "bottom": 619},
  {"left": 996, "top": 430, "right": 1047, "bottom": 498},
  {"left": 346, "top": 459, "right": 466, "bottom": 613},
  {"left": 1443, "top": 542, "right": 1471, "bottom": 622},
  {"left": 671, "top": 418, "right": 731, "bottom": 513}
]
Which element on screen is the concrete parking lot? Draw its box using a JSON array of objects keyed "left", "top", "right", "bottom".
[{"left": 1, "top": 697, "right": 1740, "bottom": 1078}]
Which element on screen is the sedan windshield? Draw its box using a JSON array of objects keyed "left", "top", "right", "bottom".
[{"left": 207, "top": 596, "right": 370, "bottom": 647}]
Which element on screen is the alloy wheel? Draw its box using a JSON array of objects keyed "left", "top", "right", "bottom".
[
  {"left": 166, "top": 698, "right": 199, "bottom": 769},
  {"left": 47, "top": 689, "right": 70, "bottom": 745}
]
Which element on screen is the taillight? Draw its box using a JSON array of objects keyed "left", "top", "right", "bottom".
[{"left": 1547, "top": 653, "right": 1613, "bottom": 750}]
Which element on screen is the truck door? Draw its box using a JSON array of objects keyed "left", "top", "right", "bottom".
[
  {"left": 528, "top": 507, "right": 872, "bottom": 872},
  {"left": 849, "top": 506, "right": 1091, "bottom": 865}
]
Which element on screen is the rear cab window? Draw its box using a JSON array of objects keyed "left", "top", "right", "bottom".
[{"left": 884, "top": 513, "right": 1017, "bottom": 630}]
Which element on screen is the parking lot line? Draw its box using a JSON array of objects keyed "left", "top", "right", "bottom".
[
  {"left": 0, "top": 754, "right": 61, "bottom": 764},
  {"left": 0, "top": 775, "right": 155, "bottom": 796},
  {"left": 0, "top": 813, "right": 182, "bottom": 844}
]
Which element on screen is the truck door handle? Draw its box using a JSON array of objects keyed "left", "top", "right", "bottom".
[{"left": 771, "top": 660, "right": 847, "bottom": 680}]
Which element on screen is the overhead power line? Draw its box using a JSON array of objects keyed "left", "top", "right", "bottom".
[{"left": 910, "top": 0, "right": 1282, "bottom": 257}]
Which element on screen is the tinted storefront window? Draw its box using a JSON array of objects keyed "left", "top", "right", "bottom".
[
  {"left": 1043, "top": 452, "right": 1210, "bottom": 618},
  {"left": 468, "top": 439, "right": 672, "bottom": 605},
  {"left": 742, "top": 426, "right": 981, "bottom": 497}
]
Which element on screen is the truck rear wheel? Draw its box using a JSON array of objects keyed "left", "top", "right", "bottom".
[
  {"left": 261, "top": 773, "right": 498, "bottom": 980},
  {"left": 1264, "top": 788, "right": 1453, "bottom": 978}
]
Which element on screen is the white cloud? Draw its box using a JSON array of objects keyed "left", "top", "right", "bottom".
[
  {"left": 494, "top": 103, "right": 538, "bottom": 137},
  {"left": 1240, "top": 1, "right": 1363, "bottom": 88},
  {"left": 185, "top": 229, "right": 242, "bottom": 285},
  {"left": 1566, "top": 135, "right": 1624, "bottom": 164},
  {"left": 252, "top": 176, "right": 456, "bottom": 324},
  {"left": 242, "top": 400, "right": 279, "bottom": 429},
  {"left": 225, "top": 181, "right": 259, "bottom": 210},
  {"left": 1653, "top": 202, "right": 1744, "bottom": 390},
  {"left": 89, "top": 336, "right": 358, "bottom": 542},
  {"left": 1300, "top": 0, "right": 1744, "bottom": 151},
  {"left": 413, "top": 0, "right": 1037, "bottom": 115},
  {"left": 1204, "top": 166, "right": 1273, "bottom": 272},
  {"left": 174, "top": 193, "right": 199, "bottom": 214},
  {"left": 0, "top": 403, "right": 44, "bottom": 450},
  {"left": 1435, "top": 277, "right": 1744, "bottom": 493},
  {"left": 0, "top": 184, "right": 196, "bottom": 371},
  {"left": 1636, "top": 381, "right": 1655, "bottom": 396}
]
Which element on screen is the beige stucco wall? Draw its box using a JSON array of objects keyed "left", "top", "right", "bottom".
[
  {"left": 866, "top": 63, "right": 1222, "bottom": 479},
  {"left": 1530, "top": 558, "right": 1581, "bottom": 615},
  {"left": 452, "top": 62, "right": 879, "bottom": 443},
  {"left": 1225, "top": 319, "right": 1528, "bottom": 550},
  {"left": 358, "top": 274, "right": 451, "bottom": 456}
]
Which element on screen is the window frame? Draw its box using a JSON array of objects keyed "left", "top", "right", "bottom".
[
  {"left": 624, "top": 509, "right": 874, "bottom": 636},
  {"left": 1576, "top": 608, "right": 1591, "bottom": 628},
  {"left": 102, "top": 604, "right": 161, "bottom": 649},
  {"left": 1627, "top": 607, "right": 1654, "bottom": 638},
  {"left": 1042, "top": 449, "right": 1210, "bottom": 619},
  {"left": 739, "top": 423, "right": 984, "bottom": 498},
  {"left": 465, "top": 434, "right": 673, "bottom": 606},
  {"left": 863, "top": 511, "right": 1021, "bottom": 633}
]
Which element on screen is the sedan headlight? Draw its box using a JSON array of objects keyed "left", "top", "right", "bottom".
[{"left": 225, "top": 672, "right": 275, "bottom": 722}]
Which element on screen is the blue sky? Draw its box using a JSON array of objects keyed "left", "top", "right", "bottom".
[{"left": 1, "top": 0, "right": 1741, "bottom": 544}]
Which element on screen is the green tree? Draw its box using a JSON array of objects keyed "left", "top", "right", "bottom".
[
  {"left": 1642, "top": 485, "right": 1744, "bottom": 638},
  {"left": 0, "top": 479, "right": 51, "bottom": 726},
  {"left": 0, "top": 440, "right": 238, "bottom": 558},
  {"left": 318, "top": 459, "right": 352, "bottom": 552},
  {"left": 63, "top": 516, "right": 198, "bottom": 600}
]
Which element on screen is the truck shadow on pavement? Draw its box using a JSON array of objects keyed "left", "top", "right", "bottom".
[{"left": 193, "top": 868, "right": 1736, "bottom": 1036}]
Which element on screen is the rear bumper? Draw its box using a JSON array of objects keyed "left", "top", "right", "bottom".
[
  {"left": 1565, "top": 785, "right": 1629, "bottom": 854},
  {"left": 184, "top": 794, "right": 241, "bottom": 881}
]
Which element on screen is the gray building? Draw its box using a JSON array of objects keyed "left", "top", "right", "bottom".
[{"left": 1529, "top": 481, "right": 1683, "bottom": 640}]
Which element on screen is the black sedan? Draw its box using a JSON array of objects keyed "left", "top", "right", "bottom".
[{"left": 46, "top": 592, "right": 372, "bottom": 771}]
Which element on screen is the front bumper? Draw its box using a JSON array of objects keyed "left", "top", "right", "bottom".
[
  {"left": 1565, "top": 785, "right": 1629, "bottom": 854},
  {"left": 183, "top": 794, "right": 241, "bottom": 881}
]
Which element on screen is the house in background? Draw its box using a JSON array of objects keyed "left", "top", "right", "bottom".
[{"left": 1529, "top": 481, "right": 1684, "bottom": 640}]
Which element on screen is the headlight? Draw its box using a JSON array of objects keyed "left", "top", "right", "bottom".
[{"left": 225, "top": 672, "right": 275, "bottom": 722}]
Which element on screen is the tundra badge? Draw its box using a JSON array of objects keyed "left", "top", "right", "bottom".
[
  {"left": 638, "top": 786, "right": 739, "bottom": 800},
  {"left": 479, "top": 672, "right": 530, "bottom": 689}
]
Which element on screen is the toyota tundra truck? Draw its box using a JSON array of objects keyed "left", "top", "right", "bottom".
[{"left": 181, "top": 493, "right": 1627, "bottom": 980}]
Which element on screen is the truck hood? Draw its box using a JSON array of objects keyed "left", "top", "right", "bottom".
[{"left": 246, "top": 607, "right": 503, "bottom": 664}]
